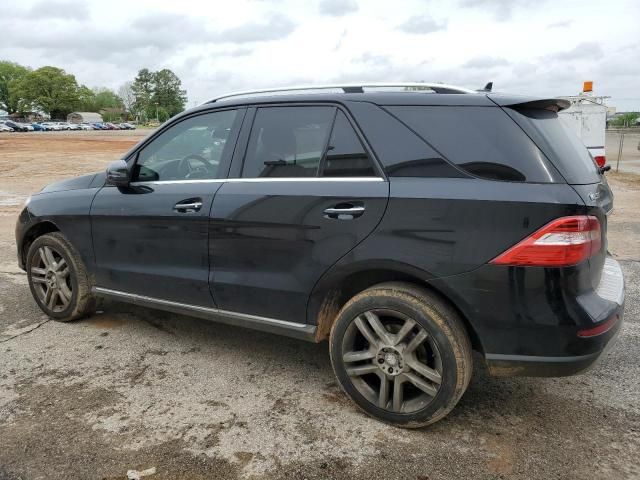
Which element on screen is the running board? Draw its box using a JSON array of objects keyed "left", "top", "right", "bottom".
[{"left": 92, "top": 287, "right": 317, "bottom": 342}]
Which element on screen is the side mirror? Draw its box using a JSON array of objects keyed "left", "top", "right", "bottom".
[{"left": 106, "top": 160, "right": 130, "bottom": 187}]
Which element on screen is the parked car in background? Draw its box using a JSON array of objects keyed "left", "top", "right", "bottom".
[
  {"left": 31, "top": 123, "right": 46, "bottom": 131},
  {"left": 90, "top": 123, "right": 104, "bottom": 130},
  {"left": 0, "top": 124, "right": 14, "bottom": 132},
  {"left": 104, "top": 122, "right": 120, "bottom": 130},
  {"left": 5, "top": 120, "right": 33, "bottom": 132},
  {"left": 4, "top": 120, "right": 26, "bottom": 132},
  {"left": 78, "top": 124, "right": 94, "bottom": 130},
  {"left": 42, "top": 122, "right": 62, "bottom": 131},
  {"left": 15, "top": 83, "right": 624, "bottom": 428},
  {"left": 119, "top": 123, "right": 136, "bottom": 130}
]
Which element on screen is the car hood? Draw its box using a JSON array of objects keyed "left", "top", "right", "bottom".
[{"left": 40, "top": 172, "right": 105, "bottom": 193}]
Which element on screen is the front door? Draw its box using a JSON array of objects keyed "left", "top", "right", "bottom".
[
  {"left": 209, "top": 105, "right": 389, "bottom": 323},
  {"left": 91, "top": 108, "right": 244, "bottom": 306}
]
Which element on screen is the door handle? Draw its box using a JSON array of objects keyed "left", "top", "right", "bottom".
[
  {"left": 174, "top": 199, "right": 203, "bottom": 212},
  {"left": 323, "top": 205, "right": 365, "bottom": 219}
]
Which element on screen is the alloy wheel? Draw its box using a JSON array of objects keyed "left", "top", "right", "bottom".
[
  {"left": 30, "top": 245, "right": 73, "bottom": 313},
  {"left": 341, "top": 309, "right": 443, "bottom": 414}
]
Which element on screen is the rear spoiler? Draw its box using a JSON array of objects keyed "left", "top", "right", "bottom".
[{"left": 488, "top": 95, "right": 571, "bottom": 112}]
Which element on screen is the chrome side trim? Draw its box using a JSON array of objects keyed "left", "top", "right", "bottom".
[
  {"left": 130, "top": 177, "right": 384, "bottom": 186},
  {"left": 92, "top": 287, "right": 317, "bottom": 341},
  {"left": 226, "top": 177, "right": 384, "bottom": 183},
  {"left": 130, "top": 179, "right": 225, "bottom": 186}
]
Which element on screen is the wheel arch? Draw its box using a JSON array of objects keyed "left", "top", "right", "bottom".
[
  {"left": 20, "top": 220, "right": 61, "bottom": 267},
  {"left": 308, "top": 261, "right": 484, "bottom": 353}
]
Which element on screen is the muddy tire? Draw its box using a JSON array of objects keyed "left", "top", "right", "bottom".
[
  {"left": 329, "top": 281, "right": 472, "bottom": 428},
  {"left": 26, "top": 232, "right": 94, "bottom": 322}
]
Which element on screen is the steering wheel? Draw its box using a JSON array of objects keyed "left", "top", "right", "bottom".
[{"left": 178, "top": 154, "right": 213, "bottom": 179}]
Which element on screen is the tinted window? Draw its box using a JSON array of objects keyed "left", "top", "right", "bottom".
[
  {"left": 133, "top": 110, "right": 238, "bottom": 181},
  {"left": 345, "top": 102, "right": 468, "bottom": 178},
  {"left": 242, "top": 106, "right": 334, "bottom": 178},
  {"left": 321, "top": 111, "right": 375, "bottom": 177},
  {"left": 387, "top": 106, "right": 560, "bottom": 183},
  {"left": 506, "top": 108, "right": 600, "bottom": 184}
]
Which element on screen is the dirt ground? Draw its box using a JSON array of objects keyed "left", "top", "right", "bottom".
[{"left": 0, "top": 132, "right": 639, "bottom": 480}]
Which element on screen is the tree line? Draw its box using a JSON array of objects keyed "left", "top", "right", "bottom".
[{"left": 0, "top": 61, "right": 187, "bottom": 122}]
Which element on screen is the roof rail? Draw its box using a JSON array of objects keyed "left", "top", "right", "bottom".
[{"left": 207, "top": 82, "right": 476, "bottom": 103}]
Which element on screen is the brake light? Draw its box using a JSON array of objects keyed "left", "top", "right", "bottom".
[
  {"left": 490, "top": 216, "right": 601, "bottom": 267},
  {"left": 594, "top": 155, "right": 606, "bottom": 168}
]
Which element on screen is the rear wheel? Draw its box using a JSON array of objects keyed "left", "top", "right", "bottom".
[
  {"left": 329, "top": 282, "right": 472, "bottom": 428},
  {"left": 26, "top": 232, "right": 94, "bottom": 321}
]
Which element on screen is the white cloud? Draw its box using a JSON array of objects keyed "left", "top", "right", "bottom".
[
  {"left": 318, "top": 0, "right": 359, "bottom": 16},
  {"left": 397, "top": 15, "right": 447, "bottom": 34}
]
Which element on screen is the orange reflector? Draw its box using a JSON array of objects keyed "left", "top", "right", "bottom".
[
  {"left": 577, "top": 314, "right": 618, "bottom": 338},
  {"left": 583, "top": 81, "right": 593, "bottom": 92}
]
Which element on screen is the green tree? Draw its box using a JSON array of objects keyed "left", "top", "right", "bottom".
[
  {"left": 93, "top": 88, "right": 123, "bottom": 110},
  {"left": 15, "top": 66, "right": 81, "bottom": 119},
  {"left": 131, "top": 68, "right": 155, "bottom": 118},
  {"left": 0, "top": 61, "right": 29, "bottom": 114},
  {"left": 151, "top": 69, "right": 187, "bottom": 117},
  {"left": 77, "top": 87, "right": 123, "bottom": 112},
  {"left": 611, "top": 112, "right": 639, "bottom": 128},
  {"left": 131, "top": 68, "right": 187, "bottom": 122},
  {"left": 77, "top": 85, "right": 96, "bottom": 111}
]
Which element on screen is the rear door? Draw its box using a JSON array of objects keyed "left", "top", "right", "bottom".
[
  {"left": 91, "top": 108, "right": 244, "bottom": 306},
  {"left": 209, "top": 104, "right": 389, "bottom": 323}
]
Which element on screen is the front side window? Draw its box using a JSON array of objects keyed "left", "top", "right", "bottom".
[
  {"left": 133, "top": 109, "right": 238, "bottom": 182},
  {"left": 241, "top": 106, "right": 335, "bottom": 178}
]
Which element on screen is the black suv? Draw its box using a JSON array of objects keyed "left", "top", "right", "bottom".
[{"left": 16, "top": 84, "right": 624, "bottom": 427}]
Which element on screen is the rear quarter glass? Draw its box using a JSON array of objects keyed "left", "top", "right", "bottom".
[
  {"left": 384, "top": 105, "right": 562, "bottom": 183},
  {"left": 505, "top": 108, "right": 601, "bottom": 185}
]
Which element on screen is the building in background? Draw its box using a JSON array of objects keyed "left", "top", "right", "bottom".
[{"left": 67, "top": 112, "right": 103, "bottom": 124}]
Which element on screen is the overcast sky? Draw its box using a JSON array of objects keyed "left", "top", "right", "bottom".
[{"left": 1, "top": 0, "right": 638, "bottom": 110}]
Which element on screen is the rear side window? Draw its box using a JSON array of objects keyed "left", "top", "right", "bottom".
[
  {"left": 242, "top": 106, "right": 334, "bottom": 178},
  {"left": 506, "top": 108, "right": 600, "bottom": 184},
  {"left": 345, "top": 101, "right": 467, "bottom": 178},
  {"left": 321, "top": 111, "right": 375, "bottom": 177},
  {"left": 387, "top": 106, "right": 560, "bottom": 183}
]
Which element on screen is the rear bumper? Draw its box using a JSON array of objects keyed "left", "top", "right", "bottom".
[
  {"left": 429, "top": 256, "right": 625, "bottom": 377},
  {"left": 484, "top": 257, "right": 624, "bottom": 377},
  {"left": 485, "top": 308, "right": 623, "bottom": 377}
]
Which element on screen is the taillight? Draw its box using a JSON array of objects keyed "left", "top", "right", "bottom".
[
  {"left": 490, "top": 216, "right": 601, "bottom": 267},
  {"left": 594, "top": 155, "right": 606, "bottom": 168}
]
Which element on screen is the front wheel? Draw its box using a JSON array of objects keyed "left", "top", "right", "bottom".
[
  {"left": 26, "top": 232, "right": 94, "bottom": 321},
  {"left": 329, "top": 282, "right": 472, "bottom": 428}
]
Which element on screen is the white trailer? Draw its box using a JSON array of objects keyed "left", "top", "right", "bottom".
[{"left": 558, "top": 82, "right": 608, "bottom": 167}]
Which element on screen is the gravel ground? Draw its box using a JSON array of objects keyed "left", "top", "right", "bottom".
[{"left": 0, "top": 132, "right": 639, "bottom": 479}]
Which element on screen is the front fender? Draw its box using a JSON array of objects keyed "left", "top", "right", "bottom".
[{"left": 16, "top": 188, "right": 101, "bottom": 273}]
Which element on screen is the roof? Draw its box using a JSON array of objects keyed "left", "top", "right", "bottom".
[
  {"left": 68, "top": 112, "right": 103, "bottom": 122},
  {"left": 158, "top": 85, "right": 569, "bottom": 130}
]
